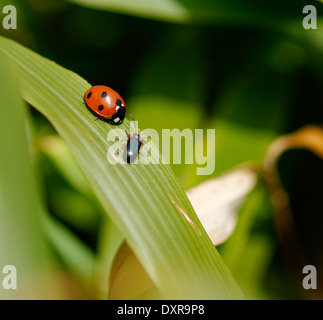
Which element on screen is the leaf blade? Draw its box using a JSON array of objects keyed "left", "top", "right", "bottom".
[
  {"left": 0, "top": 35, "right": 242, "bottom": 299},
  {"left": 0, "top": 51, "right": 62, "bottom": 299}
]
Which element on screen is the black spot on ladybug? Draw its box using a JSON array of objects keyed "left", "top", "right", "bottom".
[
  {"left": 87, "top": 91, "right": 92, "bottom": 99},
  {"left": 98, "top": 105, "right": 104, "bottom": 111},
  {"left": 101, "top": 92, "right": 107, "bottom": 98},
  {"left": 116, "top": 99, "right": 122, "bottom": 106}
]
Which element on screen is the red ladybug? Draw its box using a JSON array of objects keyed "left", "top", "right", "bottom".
[{"left": 84, "top": 85, "right": 126, "bottom": 124}]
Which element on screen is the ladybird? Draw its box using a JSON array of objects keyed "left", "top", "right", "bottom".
[
  {"left": 123, "top": 115, "right": 143, "bottom": 164},
  {"left": 84, "top": 85, "right": 126, "bottom": 124}
]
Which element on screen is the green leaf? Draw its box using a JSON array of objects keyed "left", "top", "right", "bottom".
[
  {"left": 65, "top": 0, "right": 322, "bottom": 24},
  {"left": 108, "top": 241, "right": 158, "bottom": 300},
  {"left": 38, "top": 134, "right": 92, "bottom": 196},
  {"left": 41, "top": 213, "right": 95, "bottom": 287},
  {"left": 95, "top": 217, "right": 124, "bottom": 298},
  {"left": 0, "top": 51, "right": 61, "bottom": 299},
  {"left": 0, "top": 35, "right": 242, "bottom": 299},
  {"left": 66, "top": 0, "right": 190, "bottom": 23}
]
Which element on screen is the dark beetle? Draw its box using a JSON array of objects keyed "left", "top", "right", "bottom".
[
  {"left": 123, "top": 115, "right": 143, "bottom": 164},
  {"left": 123, "top": 115, "right": 156, "bottom": 164},
  {"left": 123, "top": 132, "right": 143, "bottom": 164}
]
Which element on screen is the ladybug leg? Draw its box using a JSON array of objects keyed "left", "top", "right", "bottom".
[{"left": 95, "top": 117, "right": 100, "bottom": 121}]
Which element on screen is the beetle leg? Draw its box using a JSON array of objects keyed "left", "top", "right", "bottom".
[{"left": 107, "top": 147, "right": 121, "bottom": 165}]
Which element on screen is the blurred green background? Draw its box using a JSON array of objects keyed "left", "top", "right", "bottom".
[{"left": 1, "top": 0, "right": 323, "bottom": 299}]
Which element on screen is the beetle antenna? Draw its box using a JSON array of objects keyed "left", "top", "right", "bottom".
[
  {"left": 130, "top": 114, "right": 137, "bottom": 134},
  {"left": 142, "top": 131, "right": 157, "bottom": 135}
]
